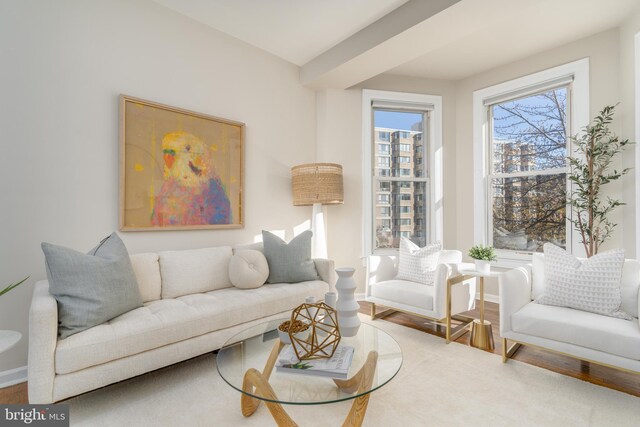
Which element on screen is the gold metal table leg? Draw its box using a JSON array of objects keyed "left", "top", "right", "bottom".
[
  {"left": 239, "top": 341, "right": 379, "bottom": 427},
  {"left": 469, "top": 276, "right": 495, "bottom": 351}
]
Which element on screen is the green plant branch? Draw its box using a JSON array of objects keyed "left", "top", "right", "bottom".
[{"left": 0, "top": 276, "right": 29, "bottom": 297}]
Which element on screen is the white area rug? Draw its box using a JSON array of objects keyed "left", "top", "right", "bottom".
[{"left": 67, "top": 315, "right": 640, "bottom": 426}]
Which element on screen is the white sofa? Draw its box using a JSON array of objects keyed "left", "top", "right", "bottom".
[
  {"left": 365, "top": 250, "right": 476, "bottom": 340},
  {"left": 28, "top": 243, "right": 335, "bottom": 403},
  {"left": 499, "top": 253, "right": 640, "bottom": 373}
]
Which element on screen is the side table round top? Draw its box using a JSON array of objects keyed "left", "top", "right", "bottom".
[
  {"left": 458, "top": 268, "right": 502, "bottom": 278},
  {"left": 0, "top": 330, "right": 22, "bottom": 354}
]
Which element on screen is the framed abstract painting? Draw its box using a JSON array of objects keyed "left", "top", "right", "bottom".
[{"left": 119, "top": 95, "right": 244, "bottom": 230}]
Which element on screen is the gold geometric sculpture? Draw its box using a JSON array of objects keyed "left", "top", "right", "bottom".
[{"left": 289, "top": 302, "right": 341, "bottom": 360}]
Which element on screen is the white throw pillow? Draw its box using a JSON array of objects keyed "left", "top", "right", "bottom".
[
  {"left": 395, "top": 239, "right": 441, "bottom": 285},
  {"left": 159, "top": 246, "right": 232, "bottom": 298},
  {"left": 229, "top": 250, "right": 269, "bottom": 289},
  {"left": 537, "top": 243, "right": 632, "bottom": 320}
]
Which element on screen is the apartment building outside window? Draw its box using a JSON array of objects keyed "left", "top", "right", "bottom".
[
  {"left": 364, "top": 90, "right": 443, "bottom": 255},
  {"left": 372, "top": 119, "right": 428, "bottom": 250}
]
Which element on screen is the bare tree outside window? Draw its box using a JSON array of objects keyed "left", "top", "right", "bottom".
[{"left": 490, "top": 87, "right": 568, "bottom": 252}]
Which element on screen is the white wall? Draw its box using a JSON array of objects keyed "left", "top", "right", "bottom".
[
  {"left": 0, "top": 0, "right": 317, "bottom": 373},
  {"left": 619, "top": 10, "right": 640, "bottom": 259}
]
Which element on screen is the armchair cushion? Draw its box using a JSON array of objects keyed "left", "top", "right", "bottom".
[
  {"left": 395, "top": 238, "right": 441, "bottom": 285},
  {"left": 537, "top": 244, "right": 631, "bottom": 320},
  {"left": 511, "top": 302, "right": 640, "bottom": 361},
  {"left": 369, "top": 280, "right": 433, "bottom": 311}
]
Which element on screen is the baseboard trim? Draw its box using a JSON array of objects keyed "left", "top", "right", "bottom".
[
  {"left": 0, "top": 365, "right": 27, "bottom": 388},
  {"left": 476, "top": 292, "right": 499, "bottom": 304}
]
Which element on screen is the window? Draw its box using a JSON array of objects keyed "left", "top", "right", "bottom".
[
  {"left": 473, "top": 59, "right": 589, "bottom": 265},
  {"left": 378, "top": 131, "right": 390, "bottom": 141},
  {"left": 379, "top": 207, "right": 390, "bottom": 216},
  {"left": 377, "top": 157, "right": 390, "bottom": 167},
  {"left": 489, "top": 87, "right": 568, "bottom": 253},
  {"left": 364, "top": 90, "right": 443, "bottom": 255},
  {"left": 378, "top": 144, "right": 390, "bottom": 154},
  {"left": 377, "top": 194, "right": 390, "bottom": 204}
]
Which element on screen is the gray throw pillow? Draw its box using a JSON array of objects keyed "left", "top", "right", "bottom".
[
  {"left": 42, "top": 233, "right": 143, "bottom": 339},
  {"left": 262, "top": 230, "right": 319, "bottom": 283}
]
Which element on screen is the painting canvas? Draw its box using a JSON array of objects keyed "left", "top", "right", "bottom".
[{"left": 119, "top": 95, "right": 244, "bottom": 230}]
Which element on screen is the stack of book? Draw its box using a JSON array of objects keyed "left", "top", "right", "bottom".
[{"left": 275, "top": 344, "right": 355, "bottom": 379}]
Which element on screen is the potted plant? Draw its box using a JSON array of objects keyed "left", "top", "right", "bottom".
[
  {"left": 468, "top": 245, "right": 497, "bottom": 274},
  {"left": 568, "top": 105, "right": 632, "bottom": 257},
  {"left": 0, "top": 277, "right": 28, "bottom": 297}
]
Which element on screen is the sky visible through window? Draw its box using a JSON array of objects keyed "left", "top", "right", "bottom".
[{"left": 374, "top": 110, "right": 422, "bottom": 131}]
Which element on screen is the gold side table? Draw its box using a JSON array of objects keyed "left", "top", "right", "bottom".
[{"left": 458, "top": 269, "right": 501, "bottom": 351}]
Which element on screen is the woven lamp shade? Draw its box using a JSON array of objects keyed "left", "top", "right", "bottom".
[{"left": 291, "top": 163, "right": 344, "bottom": 206}]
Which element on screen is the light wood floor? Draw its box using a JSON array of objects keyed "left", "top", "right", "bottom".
[
  {"left": 359, "top": 300, "right": 640, "bottom": 397},
  {"left": 2, "top": 301, "right": 638, "bottom": 403}
]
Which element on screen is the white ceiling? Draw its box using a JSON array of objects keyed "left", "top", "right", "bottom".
[
  {"left": 153, "top": 0, "right": 409, "bottom": 66},
  {"left": 154, "top": 0, "right": 640, "bottom": 86},
  {"left": 389, "top": 0, "right": 640, "bottom": 80}
]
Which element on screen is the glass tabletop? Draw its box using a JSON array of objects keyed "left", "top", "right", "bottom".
[{"left": 217, "top": 319, "right": 402, "bottom": 405}]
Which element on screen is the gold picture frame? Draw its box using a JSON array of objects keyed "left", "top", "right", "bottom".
[{"left": 119, "top": 95, "right": 244, "bottom": 231}]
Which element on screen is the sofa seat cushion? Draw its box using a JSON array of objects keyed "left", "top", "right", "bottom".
[
  {"left": 511, "top": 302, "right": 640, "bottom": 360},
  {"left": 369, "top": 280, "right": 433, "bottom": 311},
  {"left": 55, "top": 280, "right": 329, "bottom": 374}
]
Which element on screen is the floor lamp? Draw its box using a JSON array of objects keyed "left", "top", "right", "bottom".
[{"left": 291, "top": 163, "right": 344, "bottom": 259}]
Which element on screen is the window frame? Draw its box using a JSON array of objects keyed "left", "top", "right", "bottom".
[
  {"left": 472, "top": 58, "right": 590, "bottom": 267},
  {"left": 362, "top": 90, "right": 443, "bottom": 257}
]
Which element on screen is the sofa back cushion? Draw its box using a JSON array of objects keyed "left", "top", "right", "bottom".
[
  {"left": 159, "top": 246, "right": 232, "bottom": 298},
  {"left": 532, "top": 252, "right": 639, "bottom": 318},
  {"left": 233, "top": 242, "right": 264, "bottom": 254},
  {"left": 130, "top": 253, "right": 162, "bottom": 302}
]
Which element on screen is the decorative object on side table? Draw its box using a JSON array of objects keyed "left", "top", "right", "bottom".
[
  {"left": 335, "top": 267, "right": 361, "bottom": 337},
  {"left": 468, "top": 245, "right": 497, "bottom": 274},
  {"left": 567, "top": 104, "right": 632, "bottom": 257},
  {"left": 288, "top": 302, "right": 341, "bottom": 360},
  {"left": 291, "top": 163, "right": 344, "bottom": 258}
]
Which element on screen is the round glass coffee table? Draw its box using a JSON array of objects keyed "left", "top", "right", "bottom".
[{"left": 217, "top": 319, "right": 402, "bottom": 427}]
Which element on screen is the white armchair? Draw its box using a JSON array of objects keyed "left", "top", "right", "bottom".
[
  {"left": 365, "top": 250, "right": 477, "bottom": 342},
  {"left": 499, "top": 253, "right": 640, "bottom": 373}
]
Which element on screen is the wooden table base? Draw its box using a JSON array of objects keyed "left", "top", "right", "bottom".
[{"left": 240, "top": 339, "right": 379, "bottom": 427}]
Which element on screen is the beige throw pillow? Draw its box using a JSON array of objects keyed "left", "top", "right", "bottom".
[{"left": 229, "top": 250, "right": 269, "bottom": 289}]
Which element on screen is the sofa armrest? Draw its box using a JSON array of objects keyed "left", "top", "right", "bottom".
[
  {"left": 28, "top": 281, "right": 58, "bottom": 404},
  {"left": 314, "top": 259, "right": 335, "bottom": 291},
  {"left": 498, "top": 266, "right": 532, "bottom": 336}
]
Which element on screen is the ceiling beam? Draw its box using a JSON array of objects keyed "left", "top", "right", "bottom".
[{"left": 299, "top": 0, "right": 462, "bottom": 89}]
